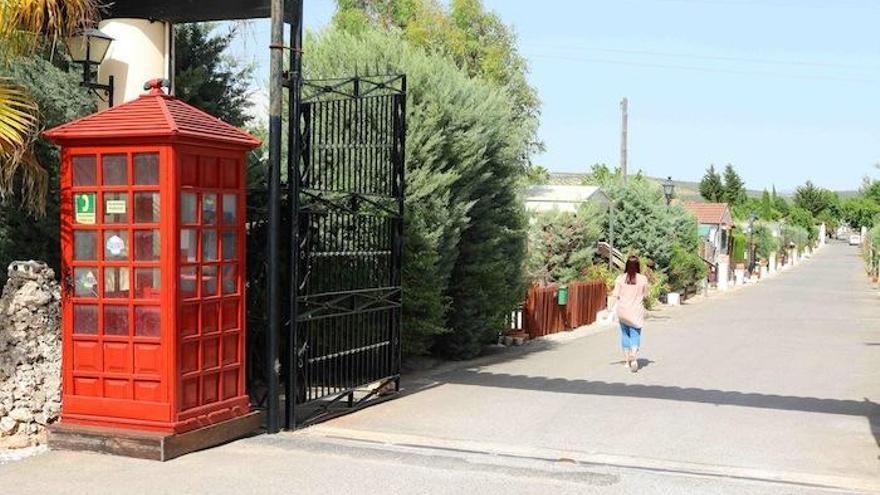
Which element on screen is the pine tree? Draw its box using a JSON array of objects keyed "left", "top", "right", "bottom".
[
  {"left": 699, "top": 164, "right": 724, "bottom": 202},
  {"left": 722, "top": 163, "right": 746, "bottom": 206}
]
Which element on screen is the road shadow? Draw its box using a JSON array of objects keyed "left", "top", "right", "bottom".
[
  {"left": 609, "top": 358, "right": 656, "bottom": 370},
  {"left": 439, "top": 369, "right": 880, "bottom": 456}
]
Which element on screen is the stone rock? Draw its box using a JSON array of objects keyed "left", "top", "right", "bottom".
[
  {"left": 0, "top": 416, "right": 17, "bottom": 435},
  {"left": 0, "top": 261, "right": 61, "bottom": 446}
]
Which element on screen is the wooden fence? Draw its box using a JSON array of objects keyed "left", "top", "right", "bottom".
[{"left": 521, "top": 280, "right": 607, "bottom": 339}]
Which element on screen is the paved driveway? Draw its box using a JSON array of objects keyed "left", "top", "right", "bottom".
[
  {"left": 306, "top": 241, "right": 880, "bottom": 492},
  {"left": 1, "top": 242, "right": 877, "bottom": 494}
]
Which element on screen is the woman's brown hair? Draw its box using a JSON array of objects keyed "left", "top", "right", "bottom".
[{"left": 625, "top": 256, "right": 640, "bottom": 285}]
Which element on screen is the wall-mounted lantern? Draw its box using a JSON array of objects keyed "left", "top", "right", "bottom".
[{"left": 67, "top": 28, "right": 115, "bottom": 107}]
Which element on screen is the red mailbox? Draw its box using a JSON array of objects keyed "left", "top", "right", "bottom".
[{"left": 45, "top": 81, "right": 260, "bottom": 436}]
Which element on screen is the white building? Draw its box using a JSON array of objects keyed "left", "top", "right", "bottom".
[{"left": 524, "top": 185, "right": 608, "bottom": 214}]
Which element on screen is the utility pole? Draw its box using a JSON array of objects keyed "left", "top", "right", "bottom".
[{"left": 620, "top": 97, "right": 628, "bottom": 184}]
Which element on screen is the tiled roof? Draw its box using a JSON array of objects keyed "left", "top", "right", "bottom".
[
  {"left": 44, "top": 90, "right": 260, "bottom": 148},
  {"left": 682, "top": 201, "right": 732, "bottom": 225}
]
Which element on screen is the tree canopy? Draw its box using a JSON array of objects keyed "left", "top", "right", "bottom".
[
  {"left": 722, "top": 163, "right": 746, "bottom": 206},
  {"left": 699, "top": 164, "right": 724, "bottom": 202}
]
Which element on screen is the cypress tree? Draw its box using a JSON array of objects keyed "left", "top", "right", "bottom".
[
  {"left": 722, "top": 163, "right": 747, "bottom": 206},
  {"left": 699, "top": 164, "right": 724, "bottom": 202}
]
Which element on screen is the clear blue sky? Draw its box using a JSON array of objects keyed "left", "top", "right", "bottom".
[{"left": 228, "top": 0, "right": 880, "bottom": 192}]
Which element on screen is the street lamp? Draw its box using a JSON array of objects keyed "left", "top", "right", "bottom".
[
  {"left": 748, "top": 211, "right": 757, "bottom": 274},
  {"left": 662, "top": 176, "right": 675, "bottom": 207},
  {"left": 67, "top": 28, "right": 115, "bottom": 107}
]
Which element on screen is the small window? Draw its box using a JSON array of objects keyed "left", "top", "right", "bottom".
[
  {"left": 73, "top": 304, "right": 98, "bottom": 335},
  {"left": 201, "top": 265, "right": 218, "bottom": 296},
  {"left": 134, "top": 268, "right": 161, "bottom": 299},
  {"left": 74, "top": 231, "right": 97, "bottom": 261},
  {"left": 135, "top": 306, "right": 161, "bottom": 337},
  {"left": 221, "top": 265, "right": 237, "bottom": 294},
  {"left": 180, "top": 229, "right": 198, "bottom": 263},
  {"left": 103, "top": 192, "right": 129, "bottom": 224},
  {"left": 180, "top": 266, "right": 197, "bottom": 298},
  {"left": 133, "top": 153, "right": 159, "bottom": 185},
  {"left": 134, "top": 230, "right": 160, "bottom": 261},
  {"left": 181, "top": 193, "right": 197, "bottom": 224},
  {"left": 73, "top": 267, "right": 99, "bottom": 297},
  {"left": 104, "top": 306, "right": 129, "bottom": 336},
  {"left": 72, "top": 155, "right": 97, "bottom": 186},
  {"left": 202, "top": 194, "right": 217, "bottom": 225},
  {"left": 221, "top": 231, "right": 236, "bottom": 260},
  {"left": 222, "top": 194, "right": 237, "bottom": 224},
  {"left": 202, "top": 230, "right": 218, "bottom": 261},
  {"left": 104, "top": 267, "right": 130, "bottom": 298},
  {"left": 103, "top": 230, "right": 128, "bottom": 261},
  {"left": 134, "top": 192, "right": 160, "bottom": 223},
  {"left": 102, "top": 154, "right": 128, "bottom": 186}
]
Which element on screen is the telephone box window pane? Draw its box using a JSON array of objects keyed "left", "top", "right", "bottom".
[
  {"left": 222, "top": 194, "right": 237, "bottom": 224},
  {"left": 134, "top": 268, "right": 161, "bottom": 299},
  {"left": 103, "top": 192, "right": 129, "bottom": 224},
  {"left": 104, "top": 267, "right": 130, "bottom": 298},
  {"left": 104, "top": 305, "right": 129, "bottom": 336},
  {"left": 202, "top": 194, "right": 217, "bottom": 225},
  {"left": 181, "top": 192, "right": 197, "bottom": 224},
  {"left": 133, "top": 153, "right": 159, "bottom": 185},
  {"left": 202, "top": 230, "right": 218, "bottom": 261},
  {"left": 134, "top": 230, "right": 160, "bottom": 261},
  {"left": 73, "top": 231, "right": 97, "bottom": 260},
  {"left": 73, "top": 193, "right": 97, "bottom": 224},
  {"left": 180, "top": 266, "right": 197, "bottom": 298},
  {"left": 73, "top": 267, "right": 98, "bottom": 297},
  {"left": 180, "top": 229, "right": 198, "bottom": 263},
  {"left": 72, "top": 155, "right": 97, "bottom": 186},
  {"left": 73, "top": 304, "right": 98, "bottom": 335},
  {"left": 201, "top": 265, "right": 218, "bottom": 296},
  {"left": 221, "top": 265, "right": 237, "bottom": 294},
  {"left": 134, "top": 192, "right": 160, "bottom": 223},
  {"left": 221, "top": 231, "right": 236, "bottom": 260},
  {"left": 135, "top": 306, "right": 161, "bottom": 337},
  {"left": 102, "top": 154, "right": 128, "bottom": 186},
  {"left": 103, "top": 230, "right": 129, "bottom": 261}
]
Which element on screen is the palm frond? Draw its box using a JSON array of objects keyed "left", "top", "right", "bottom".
[
  {"left": 0, "top": 0, "right": 102, "bottom": 58},
  {"left": 0, "top": 77, "right": 37, "bottom": 155}
]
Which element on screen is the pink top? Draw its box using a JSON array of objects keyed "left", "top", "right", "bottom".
[{"left": 612, "top": 273, "right": 648, "bottom": 329}]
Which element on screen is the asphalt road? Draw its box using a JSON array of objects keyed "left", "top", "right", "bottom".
[{"left": 1, "top": 241, "right": 878, "bottom": 494}]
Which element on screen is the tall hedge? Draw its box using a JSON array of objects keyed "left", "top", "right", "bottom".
[{"left": 304, "top": 28, "right": 528, "bottom": 359}]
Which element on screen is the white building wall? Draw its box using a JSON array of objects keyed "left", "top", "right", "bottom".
[{"left": 97, "top": 19, "right": 172, "bottom": 109}]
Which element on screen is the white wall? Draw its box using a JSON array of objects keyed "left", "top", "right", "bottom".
[{"left": 97, "top": 19, "right": 172, "bottom": 109}]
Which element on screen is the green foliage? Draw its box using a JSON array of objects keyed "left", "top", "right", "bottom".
[
  {"left": 522, "top": 164, "right": 550, "bottom": 186},
  {"left": 787, "top": 206, "right": 817, "bottom": 242},
  {"left": 0, "top": 55, "right": 94, "bottom": 283},
  {"left": 841, "top": 196, "right": 880, "bottom": 229},
  {"left": 730, "top": 231, "right": 747, "bottom": 264},
  {"left": 793, "top": 180, "right": 838, "bottom": 218},
  {"left": 722, "top": 163, "right": 746, "bottom": 206},
  {"left": 305, "top": 28, "right": 529, "bottom": 359},
  {"left": 772, "top": 186, "right": 790, "bottom": 217},
  {"left": 583, "top": 263, "right": 617, "bottom": 292},
  {"left": 752, "top": 223, "right": 779, "bottom": 261},
  {"left": 334, "top": 0, "right": 541, "bottom": 157},
  {"left": 174, "top": 23, "right": 254, "bottom": 127},
  {"left": 583, "top": 163, "right": 620, "bottom": 188},
  {"left": 666, "top": 243, "right": 708, "bottom": 292},
  {"left": 699, "top": 164, "right": 724, "bottom": 202},
  {"left": 526, "top": 204, "right": 603, "bottom": 284},
  {"left": 780, "top": 223, "right": 809, "bottom": 249},
  {"left": 604, "top": 176, "right": 699, "bottom": 271},
  {"left": 642, "top": 263, "right": 666, "bottom": 310}
]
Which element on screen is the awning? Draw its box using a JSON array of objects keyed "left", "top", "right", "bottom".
[
  {"left": 698, "top": 225, "right": 713, "bottom": 237},
  {"left": 104, "top": 0, "right": 297, "bottom": 22}
]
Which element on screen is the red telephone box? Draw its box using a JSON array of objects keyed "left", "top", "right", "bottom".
[{"left": 45, "top": 81, "right": 260, "bottom": 436}]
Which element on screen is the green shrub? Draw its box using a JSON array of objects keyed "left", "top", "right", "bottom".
[
  {"left": 667, "top": 243, "right": 708, "bottom": 292},
  {"left": 752, "top": 223, "right": 779, "bottom": 262},
  {"left": 731, "top": 232, "right": 747, "bottom": 264},
  {"left": 306, "top": 28, "right": 530, "bottom": 359},
  {"left": 780, "top": 224, "right": 809, "bottom": 250},
  {"left": 583, "top": 262, "right": 617, "bottom": 292},
  {"left": 526, "top": 203, "right": 604, "bottom": 284}
]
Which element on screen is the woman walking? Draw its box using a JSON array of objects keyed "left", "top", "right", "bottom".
[{"left": 612, "top": 256, "right": 648, "bottom": 372}]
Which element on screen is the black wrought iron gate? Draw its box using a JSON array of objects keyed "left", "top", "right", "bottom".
[{"left": 285, "top": 75, "right": 406, "bottom": 428}]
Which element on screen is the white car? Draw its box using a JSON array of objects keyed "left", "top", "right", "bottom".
[{"left": 849, "top": 234, "right": 861, "bottom": 246}]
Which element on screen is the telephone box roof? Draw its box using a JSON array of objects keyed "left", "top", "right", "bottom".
[{"left": 44, "top": 87, "right": 261, "bottom": 149}]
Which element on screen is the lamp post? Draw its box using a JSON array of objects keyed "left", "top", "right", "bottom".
[
  {"left": 748, "top": 211, "right": 757, "bottom": 274},
  {"left": 662, "top": 176, "right": 675, "bottom": 207},
  {"left": 67, "top": 28, "right": 115, "bottom": 107}
]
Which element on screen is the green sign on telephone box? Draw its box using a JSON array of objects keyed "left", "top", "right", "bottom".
[{"left": 74, "top": 193, "right": 96, "bottom": 224}]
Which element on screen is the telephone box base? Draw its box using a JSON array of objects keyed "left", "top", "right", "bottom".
[{"left": 47, "top": 411, "right": 263, "bottom": 461}]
